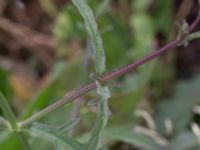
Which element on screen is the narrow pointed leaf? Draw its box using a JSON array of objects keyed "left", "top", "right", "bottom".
[
  {"left": 72, "top": 0, "right": 106, "bottom": 74},
  {"left": 0, "top": 92, "right": 17, "bottom": 130},
  {"left": 30, "top": 123, "right": 86, "bottom": 150},
  {"left": 57, "top": 118, "right": 80, "bottom": 134},
  {"left": 72, "top": 1, "right": 111, "bottom": 150}
]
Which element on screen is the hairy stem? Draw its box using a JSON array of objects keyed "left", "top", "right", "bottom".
[{"left": 19, "top": 13, "right": 200, "bottom": 128}]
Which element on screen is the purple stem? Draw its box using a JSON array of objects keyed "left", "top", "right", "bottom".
[
  {"left": 103, "top": 40, "right": 178, "bottom": 81},
  {"left": 189, "top": 11, "right": 200, "bottom": 32},
  {"left": 19, "top": 13, "right": 200, "bottom": 128}
]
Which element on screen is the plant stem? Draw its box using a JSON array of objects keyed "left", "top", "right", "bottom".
[
  {"left": 0, "top": 92, "right": 30, "bottom": 150},
  {"left": 19, "top": 83, "right": 96, "bottom": 127},
  {"left": 16, "top": 131, "right": 31, "bottom": 150},
  {"left": 19, "top": 13, "right": 200, "bottom": 128}
]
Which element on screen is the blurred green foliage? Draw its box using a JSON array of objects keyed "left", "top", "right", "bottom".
[
  {"left": 0, "top": 0, "right": 200, "bottom": 150},
  {"left": 0, "top": 68, "right": 12, "bottom": 100}
]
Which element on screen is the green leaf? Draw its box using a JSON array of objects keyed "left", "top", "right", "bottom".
[
  {"left": 0, "top": 67, "right": 12, "bottom": 100},
  {"left": 155, "top": 76, "right": 200, "bottom": 134},
  {"left": 72, "top": 1, "right": 110, "bottom": 150},
  {"left": 188, "top": 31, "right": 200, "bottom": 40},
  {"left": 0, "top": 92, "right": 17, "bottom": 130},
  {"left": 30, "top": 122, "right": 86, "bottom": 150},
  {"left": 57, "top": 118, "right": 80, "bottom": 134},
  {"left": 185, "top": 31, "right": 200, "bottom": 43},
  {"left": 87, "top": 96, "right": 110, "bottom": 150},
  {"left": 0, "top": 94, "right": 30, "bottom": 150},
  {"left": 171, "top": 131, "right": 200, "bottom": 150},
  {"left": 72, "top": 0, "right": 106, "bottom": 74},
  {"left": 104, "top": 126, "right": 164, "bottom": 150},
  {"left": 0, "top": 131, "right": 22, "bottom": 150},
  {"left": 29, "top": 119, "right": 79, "bottom": 135}
]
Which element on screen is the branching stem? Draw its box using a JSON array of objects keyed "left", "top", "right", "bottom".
[{"left": 19, "top": 13, "right": 200, "bottom": 128}]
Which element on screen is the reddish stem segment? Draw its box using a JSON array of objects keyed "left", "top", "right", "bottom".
[{"left": 19, "top": 13, "right": 200, "bottom": 128}]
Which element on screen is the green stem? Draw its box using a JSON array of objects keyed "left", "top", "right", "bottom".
[{"left": 0, "top": 92, "right": 30, "bottom": 150}]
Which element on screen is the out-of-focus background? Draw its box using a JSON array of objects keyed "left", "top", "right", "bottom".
[{"left": 0, "top": 0, "right": 200, "bottom": 149}]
